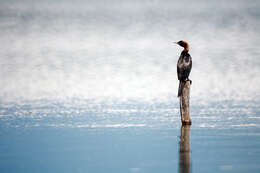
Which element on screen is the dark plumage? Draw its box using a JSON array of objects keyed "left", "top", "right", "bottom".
[{"left": 175, "top": 40, "right": 192, "bottom": 97}]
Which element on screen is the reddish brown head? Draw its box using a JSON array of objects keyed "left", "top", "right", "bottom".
[{"left": 175, "top": 40, "right": 190, "bottom": 52}]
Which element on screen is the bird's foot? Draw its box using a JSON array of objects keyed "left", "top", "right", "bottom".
[{"left": 185, "top": 79, "right": 192, "bottom": 85}]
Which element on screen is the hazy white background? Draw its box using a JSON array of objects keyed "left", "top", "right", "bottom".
[{"left": 0, "top": 0, "right": 260, "bottom": 102}]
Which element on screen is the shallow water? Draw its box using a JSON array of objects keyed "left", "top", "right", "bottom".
[{"left": 0, "top": 100, "right": 260, "bottom": 173}]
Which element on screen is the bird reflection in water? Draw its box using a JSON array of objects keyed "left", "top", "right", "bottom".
[{"left": 179, "top": 125, "right": 191, "bottom": 173}]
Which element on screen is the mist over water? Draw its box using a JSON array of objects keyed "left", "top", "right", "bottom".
[{"left": 1, "top": 0, "right": 260, "bottom": 102}]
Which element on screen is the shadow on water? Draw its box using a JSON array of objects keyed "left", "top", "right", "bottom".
[{"left": 179, "top": 125, "right": 191, "bottom": 173}]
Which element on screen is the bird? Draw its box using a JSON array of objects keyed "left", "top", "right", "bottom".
[{"left": 175, "top": 40, "right": 192, "bottom": 97}]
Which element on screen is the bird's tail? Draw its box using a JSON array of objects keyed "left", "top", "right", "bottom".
[{"left": 178, "top": 81, "right": 185, "bottom": 97}]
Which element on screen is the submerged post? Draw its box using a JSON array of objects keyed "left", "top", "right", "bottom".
[{"left": 180, "top": 80, "right": 191, "bottom": 125}]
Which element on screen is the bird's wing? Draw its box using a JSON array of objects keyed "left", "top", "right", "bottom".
[
  {"left": 184, "top": 55, "right": 192, "bottom": 77},
  {"left": 183, "top": 54, "right": 191, "bottom": 69}
]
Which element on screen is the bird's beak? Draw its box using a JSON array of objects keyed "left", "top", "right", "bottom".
[{"left": 173, "top": 42, "right": 178, "bottom": 44}]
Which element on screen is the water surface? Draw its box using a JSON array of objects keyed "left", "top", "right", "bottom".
[{"left": 0, "top": 100, "right": 259, "bottom": 173}]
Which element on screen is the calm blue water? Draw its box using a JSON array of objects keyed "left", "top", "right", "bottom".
[{"left": 0, "top": 100, "right": 260, "bottom": 173}]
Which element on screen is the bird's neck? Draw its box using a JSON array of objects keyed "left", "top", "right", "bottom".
[{"left": 184, "top": 43, "right": 190, "bottom": 52}]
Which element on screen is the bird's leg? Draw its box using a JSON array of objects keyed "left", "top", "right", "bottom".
[
  {"left": 188, "top": 79, "right": 192, "bottom": 85},
  {"left": 185, "top": 78, "right": 192, "bottom": 85}
]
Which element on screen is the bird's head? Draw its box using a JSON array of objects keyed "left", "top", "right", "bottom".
[{"left": 174, "top": 40, "right": 190, "bottom": 51}]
